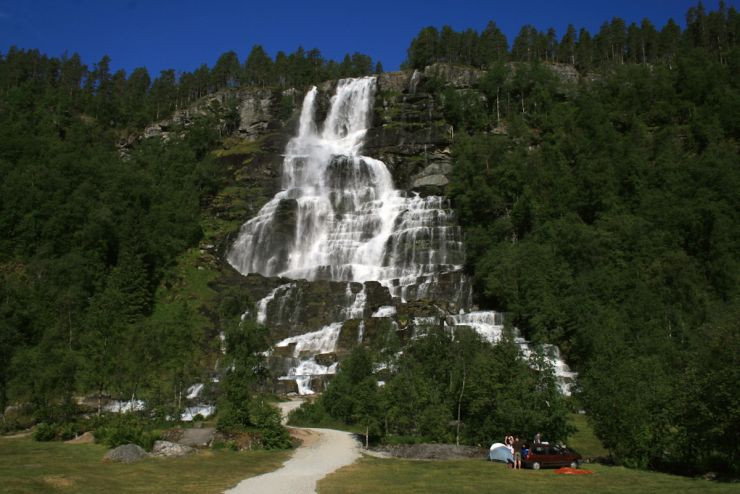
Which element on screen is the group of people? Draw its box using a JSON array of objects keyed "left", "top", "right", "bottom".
[{"left": 503, "top": 433, "right": 541, "bottom": 469}]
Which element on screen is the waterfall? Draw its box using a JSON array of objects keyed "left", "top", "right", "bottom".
[
  {"left": 256, "top": 283, "right": 294, "bottom": 324},
  {"left": 275, "top": 322, "right": 343, "bottom": 395},
  {"left": 446, "top": 311, "right": 576, "bottom": 395},
  {"left": 228, "top": 77, "right": 575, "bottom": 395},
  {"left": 227, "top": 77, "right": 464, "bottom": 298}
]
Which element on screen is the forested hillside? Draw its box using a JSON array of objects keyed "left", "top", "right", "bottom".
[
  {"left": 0, "top": 44, "right": 378, "bottom": 423},
  {"left": 0, "top": 1, "right": 738, "bottom": 477},
  {"left": 409, "top": 2, "right": 739, "bottom": 473}
]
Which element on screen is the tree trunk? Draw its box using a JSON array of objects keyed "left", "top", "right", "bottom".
[
  {"left": 68, "top": 309, "right": 73, "bottom": 350},
  {"left": 496, "top": 88, "right": 500, "bottom": 126},
  {"left": 365, "top": 425, "right": 369, "bottom": 449},
  {"left": 177, "top": 381, "right": 182, "bottom": 411},
  {"left": 456, "top": 364, "right": 466, "bottom": 446}
]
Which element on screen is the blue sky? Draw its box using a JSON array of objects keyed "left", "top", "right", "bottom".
[{"left": 0, "top": 0, "right": 734, "bottom": 76}]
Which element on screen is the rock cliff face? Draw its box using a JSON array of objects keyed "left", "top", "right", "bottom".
[
  {"left": 143, "top": 87, "right": 285, "bottom": 142},
  {"left": 139, "top": 63, "right": 581, "bottom": 395},
  {"left": 138, "top": 61, "right": 582, "bottom": 198},
  {"left": 367, "top": 69, "right": 454, "bottom": 196}
]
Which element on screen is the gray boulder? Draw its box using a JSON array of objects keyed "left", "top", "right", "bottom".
[
  {"left": 178, "top": 427, "right": 216, "bottom": 448},
  {"left": 151, "top": 440, "right": 194, "bottom": 457},
  {"left": 103, "top": 444, "right": 149, "bottom": 463}
]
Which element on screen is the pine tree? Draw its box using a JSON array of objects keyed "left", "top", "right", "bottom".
[{"left": 244, "top": 45, "right": 273, "bottom": 86}]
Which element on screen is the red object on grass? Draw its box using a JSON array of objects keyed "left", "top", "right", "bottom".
[{"left": 554, "top": 467, "right": 594, "bottom": 475}]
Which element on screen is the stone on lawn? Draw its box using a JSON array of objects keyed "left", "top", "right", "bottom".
[{"left": 103, "top": 444, "right": 148, "bottom": 463}]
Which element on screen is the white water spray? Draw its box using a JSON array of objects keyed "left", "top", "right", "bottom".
[{"left": 227, "top": 78, "right": 463, "bottom": 299}]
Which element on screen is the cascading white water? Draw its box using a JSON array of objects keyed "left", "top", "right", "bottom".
[
  {"left": 446, "top": 311, "right": 576, "bottom": 395},
  {"left": 227, "top": 77, "right": 464, "bottom": 299},
  {"left": 229, "top": 77, "right": 575, "bottom": 395},
  {"left": 256, "top": 284, "right": 294, "bottom": 324},
  {"left": 275, "top": 322, "right": 343, "bottom": 395}
]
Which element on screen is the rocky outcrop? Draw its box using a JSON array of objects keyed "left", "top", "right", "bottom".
[
  {"left": 151, "top": 440, "right": 194, "bottom": 457},
  {"left": 233, "top": 273, "right": 373, "bottom": 340},
  {"left": 138, "top": 86, "right": 299, "bottom": 147},
  {"left": 237, "top": 88, "right": 277, "bottom": 139},
  {"left": 423, "top": 63, "right": 485, "bottom": 88},
  {"left": 177, "top": 427, "right": 216, "bottom": 448},
  {"left": 314, "top": 352, "right": 338, "bottom": 366},
  {"left": 143, "top": 91, "right": 236, "bottom": 141},
  {"left": 364, "top": 70, "right": 455, "bottom": 194},
  {"left": 363, "top": 281, "right": 393, "bottom": 312},
  {"left": 103, "top": 444, "right": 149, "bottom": 463},
  {"left": 336, "top": 319, "right": 363, "bottom": 353},
  {"left": 544, "top": 62, "right": 580, "bottom": 85},
  {"left": 361, "top": 317, "right": 405, "bottom": 348},
  {"left": 410, "top": 160, "right": 453, "bottom": 195},
  {"left": 377, "top": 71, "right": 413, "bottom": 93},
  {"left": 362, "top": 62, "right": 586, "bottom": 193}
]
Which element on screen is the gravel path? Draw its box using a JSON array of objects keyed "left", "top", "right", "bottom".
[{"left": 224, "top": 400, "right": 361, "bottom": 494}]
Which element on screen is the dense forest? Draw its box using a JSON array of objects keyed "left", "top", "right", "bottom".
[
  {"left": 417, "top": 1, "right": 739, "bottom": 474},
  {"left": 0, "top": 43, "right": 378, "bottom": 441},
  {"left": 0, "top": 0, "right": 738, "bottom": 476},
  {"left": 0, "top": 45, "right": 379, "bottom": 130},
  {"left": 405, "top": 2, "right": 738, "bottom": 70},
  {"left": 290, "top": 326, "right": 571, "bottom": 451}
]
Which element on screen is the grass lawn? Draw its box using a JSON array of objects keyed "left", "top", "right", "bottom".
[
  {"left": 0, "top": 436, "right": 291, "bottom": 494},
  {"left": 568, "top": 412, "right": 609, "bottom": 458},
  {"left": 317, "top": 457, "right": 735, "bottom": 494},
  {"left": 318, "top": 413, "right": 731, "bottom": 493}
]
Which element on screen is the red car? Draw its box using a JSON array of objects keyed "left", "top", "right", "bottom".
[{"left": 523, "top": 444, "right": 582, "bottom": 470}]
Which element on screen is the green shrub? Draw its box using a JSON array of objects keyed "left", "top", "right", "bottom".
[
  {"left": 33, "top": 423, "right": 58, "bottom": 441},
  {"left": 139, "top": 430, "right": 161, "bottom": 451},
  {"left": 212, "top": 440, "right": 238, "bottom": 451},
  {"left": 59, "top": 422, "right": 82, "bottom": 441},
  {"left": 252, "top": 401, "right": 291, "bottom": 450},
  {"left": 287, "top": 400, "right": 331, "bottom": 426},
  {"left": 93, "top": 415, "right": 160, "bottom": 450}
]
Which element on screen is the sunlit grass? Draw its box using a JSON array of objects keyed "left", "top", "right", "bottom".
[
  {"left": 318, "top": 457, "right": 734, "bottom": 494},
  {"left": 568, "top": 412, "right": 609, "bottom": 458},
  {"left": 212, "top": 138, "right": 262, "bottom": 158},
  {"left": 0, "top": 436, "right": 290, "bottom": 494},
  {"left": 317, "top": 413, "right": 727, "bottom": 493},
  {"left": 150, "top": 247, "right": 218, "bottom": 332}
]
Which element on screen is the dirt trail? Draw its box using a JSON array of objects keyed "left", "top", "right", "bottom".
[{"left": 224, "top": 399, "right": 361, "bottom": 494}]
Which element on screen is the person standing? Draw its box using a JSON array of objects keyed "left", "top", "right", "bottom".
[{"left": 513, "top": 436, "right": 523, "bottom": 469}]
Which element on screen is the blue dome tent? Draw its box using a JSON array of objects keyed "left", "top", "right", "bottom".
[{"left": 489, "top": 442, "right": 514, "bottom": 463}]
